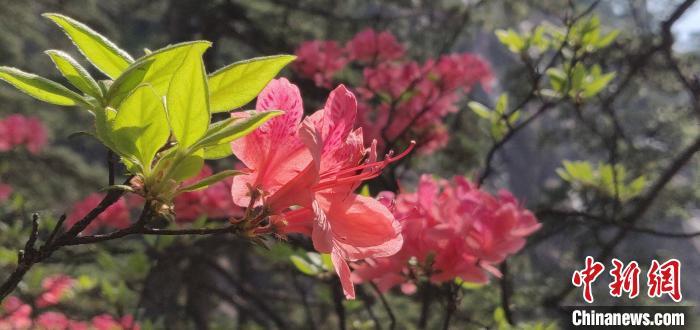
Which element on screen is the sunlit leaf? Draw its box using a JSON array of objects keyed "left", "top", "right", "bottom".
[
  {"left": 107, "top": 41, "right": 211, "bottom": 108},
  {"left": 203, "top": 143, "right": 233, "bottom": 160},
  {"left": 166, "top": 43, "right": 211, "bottom": 148},
  {"left": 169, "top": 150, "right": 205, "bottom": 182},
  {"left": 43, "top": 13, "right": 133, "bottom": 79},
  {"left": 208, "top": 55, "right": 296, "bottom": 113},
  {"left": 45, "top": 50, "right": 102, "bottom": 99},
  {"left": 178, "top": 170, "right": 241, "bottom": 193},
  {"left": 0, "top": 67, "right": 87, "bottom": 106},
  {"left": 112, "top": 85, "right": 169, "bottom": 173},
  {"left": 290, "top": 255, "right": 320, "bottom": 276},
  {"left": 468, "top": 101, "right": 492, "bottom": 119},
  {"left": 194, "top": 111, "right": 281, "bottom": 148}
]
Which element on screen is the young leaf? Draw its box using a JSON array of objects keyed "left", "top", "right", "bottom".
[
  {"left": 178, "top": 170, "right": 241, "bottom": 193},
  {"left": 0, "top": 67, "right": 87, "bottom": 106},
  {"left": 43, "top": 13, "right": 133, "bottom": 79},
  {"left": 495, "top": 94, "right": 509, "bottom": 115},
  {"left": 468, "top": 101, "right": 492, "bottom": 119},
  {"left": 582, "top": 72, "right": 615, "bottom": 98},
  {"left": 208, "top": 55, "right": 296, "bottom": 113},
  {"left": 194, "top": 111, "right": 281, "bottom": 148},
  {"left": 167, "top": 43, "right": 211, "bottom": 148},
  {"left": 571, "top": 63, "right": 586, "bottom": 92},
  {"left": 45, "top": 50, "right": 102, "bottom": 99},
  {"left": 203, "top": 143, "right": 233, "bottom": 160},
  {"left": 112, "top": 85, "right": 170, "bottom": 173},
  {"left": 94, "top": 106, "right": 118, "bottom": 149},
  {"left": 495, "top": 29, "right": 525, "bottom": 53},
  {"left": 290, "top": 255, "right": 320, "bottom": 276},
  {"left": 169, "top": 150, "right": 205, "bottom": 182},
  {"left": 107, "top": 41, "right": 212, "bottom": 107}
]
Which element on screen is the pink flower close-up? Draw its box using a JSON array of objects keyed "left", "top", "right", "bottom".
[{"left": 231, "top": 78, "right": 413, "bottom": 298}]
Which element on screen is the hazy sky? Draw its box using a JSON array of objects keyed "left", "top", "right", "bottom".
[{"left": 671, "top": 2, "right": 700, "bottom": 51}]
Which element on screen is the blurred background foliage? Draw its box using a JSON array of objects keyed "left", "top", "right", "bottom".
[{"left": 1, "top": 0, "right": 699, "bottom": 329}]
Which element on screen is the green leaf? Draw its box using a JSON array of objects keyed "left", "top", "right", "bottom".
[
  {"left": 94, "top": 106, "right": 117, "bottom": 148},
  {"left": 112, "top": 85, "right": 169, "bottom": 173},
  {"left": 43, "top": 13, "right": 133, "bottom": 79},
  {"left": 597, "top": 30, "right": 620, "bottom": 48},
  {"left": 468, "top": 101, "right": 492, "bottom": 119},
  {"left": 321, "top": 253, "right": 334, "bottom": 271},
  {"left": 495, "top": 94, "right": 509, "bottom": 115},
  {"left": 194, "top": 111, "right": 282, "bottom": 148},
  {"left": 571, "top": 63, "right": 586, "bottom": 92},
  {"left": 455, "top": 278, "right": 484, "bottom": 290},
  {"left": 45, "top": 50, "right": 102, "bottom": 99},
  {"left": 107, "top": 41, "right": 212, "bottom": 108},
  {"left": 166, "top": 43, "right": 211, "bottom": 148},
  {"left": 508, "top": 110, "right": 521, "bottom": 125},
  {"left": 582, "top": 72, "right": 615, "bottom": 98},
  {"left": 290, "top": 255, "right": 320, "bottom": 276},
  {"left": 203, "top": 143, "right": 233, "bottom": 160},
  {"left": 495, "top": 29, "right": 526, "bottom": 53},
  {"left": 169, "top": 150, "right": 205, "bottom": 182},
  {"left": 178, "top": 170, "right": 241, "bottom": 193},
  {"left": 546, "top": 68, "right": 567, "bottom": 92},
  {"left": 208, "top": 55, "right": 296, "bottom": 113},
  {"left": 0, "top": 67, "right": 86, "bottom": 106}
]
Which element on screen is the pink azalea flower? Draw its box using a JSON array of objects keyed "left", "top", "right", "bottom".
[
  {"left": 91, "top": 314, "right": 139, "bottom": 330},
  {"left": 0, "top": 297, "right": 32, "bottom": 330},
  {"left": 35, "top": 312, "right": 70, "bottom": 330},
  {"left": 231, "top": 78, "right": 313, "bottom": 212},
  {"left": 36, "top": 275, "right": 74, "bottom": 308},
  {"left": 66, "top": 193, "right": 131, "bottom": 234},
  {"left": 231, "top": 79, "right": 412, "bottom": 299},
  {"left": 346, "top": 28, "right": 405, "bottom": 62},
  {"left": 25, "top": 117, "right": 48, "bottom": 154},
  {"left": 352, "top": 175, "right": 541, "bottom": 291},
  {"left": 0, "top": 115, "right": 48, "bottom": 154},
  {"left": 293, "top": 41, "right": 348, "bottom": 88}
]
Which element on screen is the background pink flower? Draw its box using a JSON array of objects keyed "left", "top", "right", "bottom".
[
  {"left": 0, "top": 183, "right": 12, "bottom": 202},
  {"left": 293, "top": 30, "right": 492, "bottom": 156},
  {"left": 346, "top": 28, "right": 405, "bottom": 62},
  {"left": 175, "top": 165, "right": 242, "bottom": 222},
  {"left": 36, "top": 275, "right": 74, "bottom": 308},
  {"left": 353, "top": 175, "right": 540, "bottom": 291},
  {"left": 293, "top": 40, "right": 348, "bottom": 88},
  {"left": 66, "top": 193, "right": 131, "bottom": 234},
  {"left": 0, "top": 114, "right": 47, "bottom": 154}
]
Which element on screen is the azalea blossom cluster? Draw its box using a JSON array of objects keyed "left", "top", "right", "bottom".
[
  {"left": 229, "top": 78, "right": 411, "bottom": 299},
  {"left": 293, "top": 28, "right": 493, "bottom": 155},
  {"left": 352, "top": 175, "right": 541, "bottom": 292},
  {"left": 0, "top": 114, "right": 47, "bottom": 154},
  {"left": 0, "top": 275, "right": 138, "bottom": 330}
]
